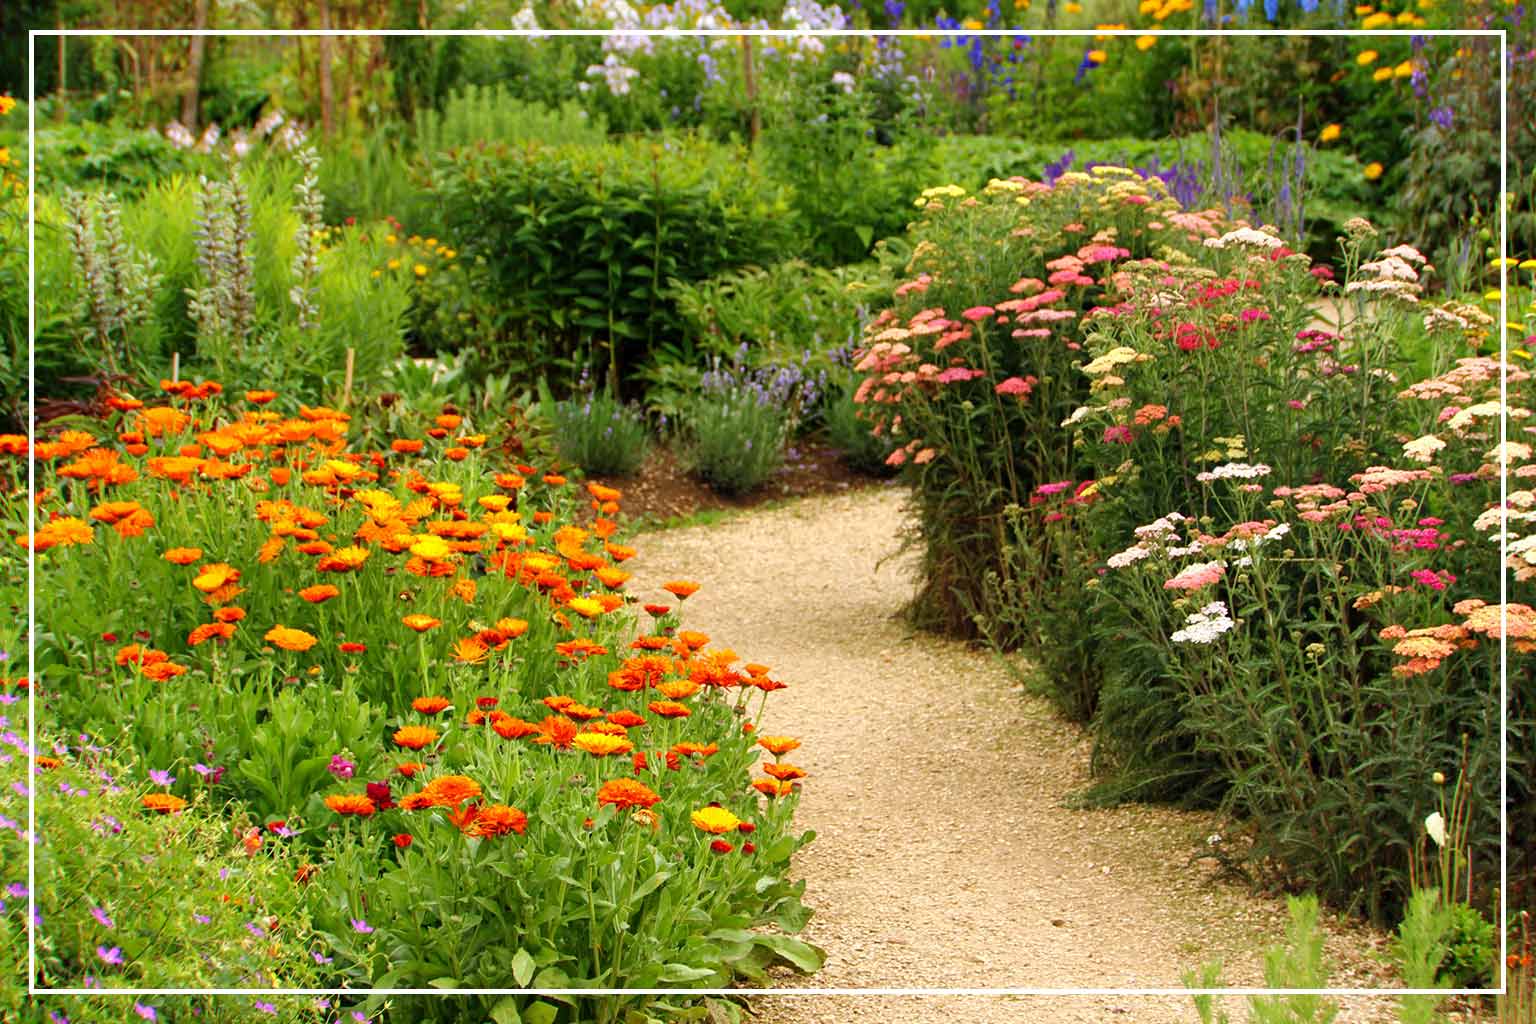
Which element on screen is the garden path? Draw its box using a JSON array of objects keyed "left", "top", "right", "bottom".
[{"left": 628, "top": 488, "right": 1415, "bottom": 1024}]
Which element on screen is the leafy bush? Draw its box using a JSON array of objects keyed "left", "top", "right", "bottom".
[
  {"left": 415, "top": 86, "right": 607, "bottom": 154},
  {"left": 427, "top": 134, "right": 795, "bottom": 390},
  {"left": 550, "top": 382, "right": 652, "bottom": 477},
  {"left": 821, "top": 373, "right": 898, "bottom": 476}
]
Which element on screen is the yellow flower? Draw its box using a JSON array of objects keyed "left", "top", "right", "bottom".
[
  {"left": 1356, "top": 49, "right": 1378, "bottom": 65},
  {"left": 371, "top": 269, "right": 381, "bottom": 278},
  {"left": 425, "top": 237, "right": 437, "bottom": 248},
  {"left": 1136, "top": 35, "right": 1156, "bottom": 50},
  {"left": 572, "top": 732, "right": 634, "bottom": 756},
  {"left": 1319, "top": 123, "right": 1342, "bottom": 143},
  {"left": 1087, "top": 49, "right": 1107, "bottom": 64},
  {"left": 385, "top": 234, "right": 398, "bottom": 244},
  {"left": 1064, "top": 2, "right": 1082, "bottom": 11},
  {"left": 1393, "top": 60, "right": 1415, "bottom": 78},
  {"left": 413, "top": 263, "right": 428, "bottom": 277},
  {"left": 691, "top": 806, "right": 742, "bottom": 834},
  {"left": 1492, "top": 257, "right": 1520, "bottom": 268},
  {"left": 1372, "top": 67, "right": 1393, "bottom": 82},
  {"left": 1363, "top": 162, "right": 1384, "bottom": 181},
  {"left": 1354, "top": 3, "right": 1373, "bottom": 11},
  {"left": 962, "top": 16, "right": 983, "bottom": 28},
  {"left": 1395, "top": 10, "right": 1417, "bottom": 22},
  {"left": 1361, "top": 10, "right": 1393, "bottom": 26},
  {"left": 0, "top": 96, "right": 14, "bottom": 117},
  {"left": 1485, "top": 289, "right": 1503, "bottom": 300},
  {"left": 408, "top": 535, "right": 452, "bottom": 560},
  {"left": 566, "top": 597, "right": 605, "bottom": 619},
  {"left": 387, "top": 258, "right": 401, "bottom": 270}
]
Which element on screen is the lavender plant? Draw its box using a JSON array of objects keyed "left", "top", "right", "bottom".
[
  {"left": 685, "top": 350, "right": 825, "bottom": 494},
  {"left": 550, "top": 379, "right": 651, "bottom": 477}
]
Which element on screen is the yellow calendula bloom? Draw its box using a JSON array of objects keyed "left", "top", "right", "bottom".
[
  {"left": 413, "top": 263, "right": 428, "bottom": 277},
  {"left": 1064, "top": 2, "right": 1082, "bottom": 11},
  {"left": 1363, "top": 162, "right": 1384, "bottom": 181},
  {"left": 1356, "top": 49, "right": 1378, "bottom": 65},
  {"left": 1393, "top": 60, "right": 1415, "bottom": 78},
  {"left": 385, "top": 234, "right": 398, "bottom": 244},
  {"left": 691, "top": 806, "right": 742, "bottom": 834},
  {"left": 1486, "top": 290, "right": 1503, "bottom": 301},
  {"left": 387, "top": 258, "right": 401, "bottom": 270},
  {"left": 1491, "top": 257, "right": 1520, "bottom": 268},
  {"left": 1320, "top": 123, "right": 1342, "bottom": 143},
  {"left": 1514, "top": 349, "right": 1533, "bottom": 361},
  {"left": 0, "top": 96, "right": 15, "bottom": 117},
  {"left": 1136, "top": 35, "right": 1156, "bottom": 50},
  {"left": 1518, "top": 258, "right": 1536, "bottom": 270},
  {"left": 1354, "top": 3, "right": 1373, "bottom": 11},
  {"left": 572, "top": 732, "right": 634, "bottom": 757},
  {"left": 566, "top": 597, "right": 606, "bottom": 619},
  {"left": 1361, "top": 11, "right": 1393, "bottom": 27},
  {"left": 409, "top": 534, "right": 452, "bottom": 560},
  {"left": 1087, "top": 49, "right": 1107, "bottom": 64},
  {"left": 1373, "top": 67, "right": 1393, "bottom": 82}
]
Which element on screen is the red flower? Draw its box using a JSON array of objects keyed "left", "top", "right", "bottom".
[
  {"left": 710, "top": 839, "right": 734, "bottom": 854},
  {"left": 392, "top": 833, "right": 413, "bottom": 849}
]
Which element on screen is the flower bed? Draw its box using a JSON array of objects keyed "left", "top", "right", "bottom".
[
  {"left": 855, "top": 168, "right": 1531, "bottom": 923},
  {"left": 6, "top": 389, "right": 818, "bottom": 1021}
]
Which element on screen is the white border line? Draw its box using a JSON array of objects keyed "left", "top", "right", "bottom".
[{"left": 27, "top": 22, "right": 1511, "bottom": 1000}]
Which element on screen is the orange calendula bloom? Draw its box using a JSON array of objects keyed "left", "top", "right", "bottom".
[
  {"left": 142, "top": 793, "right": 188, "bottom": 814},
  {"left": 662, "top": 580, "right": 701, "bottom": 600},
  {"left": 324, "top": 794, "right": 377, "bottom": 816},
  {"left": 655, "top": 679, "right": 701, "bottom": 701},
  {"left": 391, "top": 439, "right": 425, "bottom": 454},
  {"left": 572, "top": 732, "right": 635, "bottom": 757},
  {"left": 141, "top": 661, "right": 189, "bottom": 681},
  {"left": 164, "top": 547, "right": 204, "bottom": 565},
  {"left": 690, "top": 806, "right": 742, "bottom": 834},
  {"left": 672, "top": 741, "right": 718, "bottom": 758},
  {"left": 246, "top": 389, "right": 278, "bottom": 404},
  {"left": 763, "top": 762, "right": 807, "bottom": 781},
  {"left": 566, "top": 597, "right": 605, "bottom": 619},
  {"left": 451, "top": 637, "right": 489, "bottom": 664},
  {"left": 402, "top": 614, "right": 441, "bottom": 633},
  {"left": 607, "top": 709, "right": 646, "bottom": 728},
  {"left": 647, "top": 700, "right": 692, "bottom": 719},
  {"left": 597, "top": 778, "right": 661, "bottom": 811},
  {"left": 752, "top": 778, "right": 798, "bottom": 798},
  {"left": 298, "top": 584, "right": 340, "bottom": 604},
  {"left": 491, "top": 715, "right": 540, "bottom": 740},
  {"left": 188, "top": 622, "right": 237, "bottom": 646},
  {"left": 393, "top": 725, "right": 440, "bottom": 750},
  {"left": 412, "top": 696, "right": 451, "bottom": 715},
  {"left": 460, "top": 804, "right": 528, "bottom": 838},
  {"left": 26, "top": 517, "right": 96, "bottom": 551},
  {"left": 264, "top": 625, "right": 318, "bottom": 652},
  {"left": 214, "top": 607, "right": 247, "bottom": 623},
  {"left": 531, "top": 715, "right": 578, "bottom": 749},
  {"left": 396, "top": 762, "right": 427, "bottom": 778},
  {"left": 605, "top": 543, "right": 636, "bottom": 562},
  {"left": 416, "top": 774, "right": 481, "bottom": 807},
  {"left": 757, "top": 735, "right": 801, "bottom": 757},
  {"left": 192, "top": 563, "right": 241, "bottom": 593}
]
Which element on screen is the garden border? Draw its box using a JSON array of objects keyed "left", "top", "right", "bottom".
[{"left": 29, "top": 20, "right": 1517, "bottom": 1007}]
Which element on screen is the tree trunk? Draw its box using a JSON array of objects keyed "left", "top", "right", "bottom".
[
  {"left": 740, "top": 35, "right": 759, "bottom": 145},
  {"left": 181, "top": 0, "right": 209, "bottom": 131},
  {"left": 317, "top": 0, "right": 336, "bottom": 137}
]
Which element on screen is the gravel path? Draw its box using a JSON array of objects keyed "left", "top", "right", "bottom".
[{"left": 628, "top": 488, "right": 1427, "bottom": 1024}]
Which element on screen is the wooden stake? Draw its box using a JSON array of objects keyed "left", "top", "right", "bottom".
[
  {"left": 343, "top": 347, "right": 355, "bottom": 408},
  {"left": 171, "top": 351, "right": 180, "bottom": 382},
  {"left": 741, "top": 35, "right": 760, "bottom": 145}
]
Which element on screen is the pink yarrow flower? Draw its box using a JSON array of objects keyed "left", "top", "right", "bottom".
[
  {"left": 995, "top": 376, "right": 1037, "bottom": 397},
  {"left": 1164, "top": 561, "right": 1227, "bottom": 590},
  {"left": 961, "top": 306, "right": 996, "bottom": 322}
]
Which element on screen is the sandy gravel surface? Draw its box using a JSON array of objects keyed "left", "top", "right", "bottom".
[{"left": 628, "top": 488, "right": 1446, "bottom": 1024}]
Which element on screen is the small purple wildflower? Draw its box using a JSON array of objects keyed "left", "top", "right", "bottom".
[
  {"left": 350, "top": 918, "right": 374, "bottom": 934},
  {"left": 148, "top": 769, "right": 174, "bottom": 787},
  {"left": 312, "top": 950, "right": 334, "bottom": 965},
  {"left": 97, "top": 945, "right": 125, "bottom": 966},
  {"left": 90, "top": 906, "right": 114, "bottom": 929},
  {"left": 254, "top": 1002, "right": 277, "bottom": 1015},
  {"left": 133, "top": 1003, "right": 158, "bottom": 1021}
]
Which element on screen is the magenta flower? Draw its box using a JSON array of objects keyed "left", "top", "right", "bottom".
[
  {"left": 995, "top": 376, "right": 1036, "bottom": 397},
  {"left": 960, "top": 305, "right": 996, "bottom": 322},
  {"left": 133, "top": 1004, "right": 157, "bottom": 1021},
  {"left": 96, "top": 946, "right": 124, "bottom": 966},
  {"left": 351, "top": 918, "right": 374, "bottom": 934},
  {"left": 90, "top": 906, "right": 113, "bottom": 929}
]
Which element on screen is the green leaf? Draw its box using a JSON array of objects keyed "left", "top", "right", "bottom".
[
  {"left": 489, "top": 997, "right": 522, "bottom": 1024},
  {"left": 428, "top": 977, "right": 461, "bottom": 989},
  {"left": 658, "top": 963, "right": 718, "bottom": 983},
  {"left": 754, "top": 934, "right": 826, "bottom": 974},
  {"left": 511, "top": 947, "right": 537, "bottom": 988},
  {"left": 523, "top": 1002, "right": 559, "bottom": 1024}
]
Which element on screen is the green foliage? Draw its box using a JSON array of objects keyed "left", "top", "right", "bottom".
[
  {"left": 1395, "top": 889, "right": 1454, "bottom": 1024},
  {"left": 415, "top": 86, "right": 607, "bottom": 155},
  {"left": 822, "top": 375, "right": 898, "bottom": 476},
  {"left": 550, "top": 384, "right": 652, "bottom": 477},
  {"left": 426, "top": 134, "right": 795, "bottom": 390}
]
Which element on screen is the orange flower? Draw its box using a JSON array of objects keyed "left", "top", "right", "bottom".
[
  {"left": 188, "top": 622, "right": 237, "bottom": 646},
  {"left": 141, "top": 661, "right": 189, "bottom": 681},
  {"left": 752, "top": 778, "right": 798, "bottom": 798},
  {"left": 163, "top": 546, "right": 203, "bottom": 565},
  {"left": 607, "top": 709, "right": 646, "bottom": 728},
  {"left": 460, "top": 804, "right": 527, "bottom": 838},
  {"left": 142, "top": 793, "right": 187, "bottom": 814},
  {"left": 246, "top": 389, "right": 278, "bottom": 404},
  {"left": 391, "top": 438, "right": 424, "bottom": 454},
  {"left": 25, "top": 517, "right": 95, "bottom": 551},
  {"left": 264, "top": 625, "right": 318, "bottom": 652},
  {"left": 393, "top": 726, "right": 440, "bottom": 750},
  {"left": 298, "top": 584, "right": 340, "bottom": 604},
  {"left": 531, "top": 715, "right": 578, "bottom": 749},
  {"left": 672, "top": 741, "right": 718, "bottom": 758},
  {"left": 647, "top": 700, "right": 692, "bottom": 719},
  {"left": 214, "top": 607, "right": 246, "bottom": 623},
  {"left": 662, "top": 580, "right": 701, "bottom": 600},
  {"left": 597, "top": 778, "right": 661, "bottom": 811},
  {"left": 586, "top": 482, "right": 623, "bottom": 503},
  {"left": 324, "top": 794, "right": 377, "bottom": 816},
  {"left": 572, "top": 732, "right": 635, "bottom": 757},
  {"left": 655, "top": 679, "right": 700, "bottom": 701},
  {"left": 492, "top": 715, "right": 540, "bottom": 740},
  {"left": 605, "top": 543, "right": 637, "bottom": 562},
  {"left": 451, "top": 637, "right": 489, "bottom": 664},
  {"left": 593, "top": 567, "right": 632, "bottom": 590},
  {"left": 417, "top": 774, "right": 481, "bottom": 807},
  {"left": 192, "top": 563, "right": 241, "bottom": 594},
  {"left": 412, "top": 696, "right": 451, "bottom": 715},
  {"left": 542, "top": 474, "right": 567, "bottom": 486},
  {"left": 402, "top": 614, "right": 441, "bottom": 633},
  {"left": 495, "top": 617, "right": 529, "bottom": 639},
  {"left": 757, "top": 735, "right": 800, "bottom": 757},
  {"left": 677, "top": 630, "right": 710, "bottom": 651},
  {"left": 396, "top": 762, "right": 426, "bottom": 778},
  {"left": 763, "top": 762, "right": 807, "bottom": 781}
]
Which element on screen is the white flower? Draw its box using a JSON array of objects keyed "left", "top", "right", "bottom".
[
  {"left": 1425, "top": 811, "right": 1446, "bottom": 848},
  {"left": 1402, "top": 434, "right": 1446, "bottom": 463},
  {"left": 1196, "top": 462, "right": 1272, "bottom": 482},
  {"left": 831, "top": 71, "right": 856, "bottom": 93},
  {"left": 1203, "top": 226, "right": 1285, "bottom": 250},
  {"left": 1170, "top": 600, "right": 1235, "bottom": 644},
  {"left": 1106, "top": 544, "right": 1151, "bottom": 569}
]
